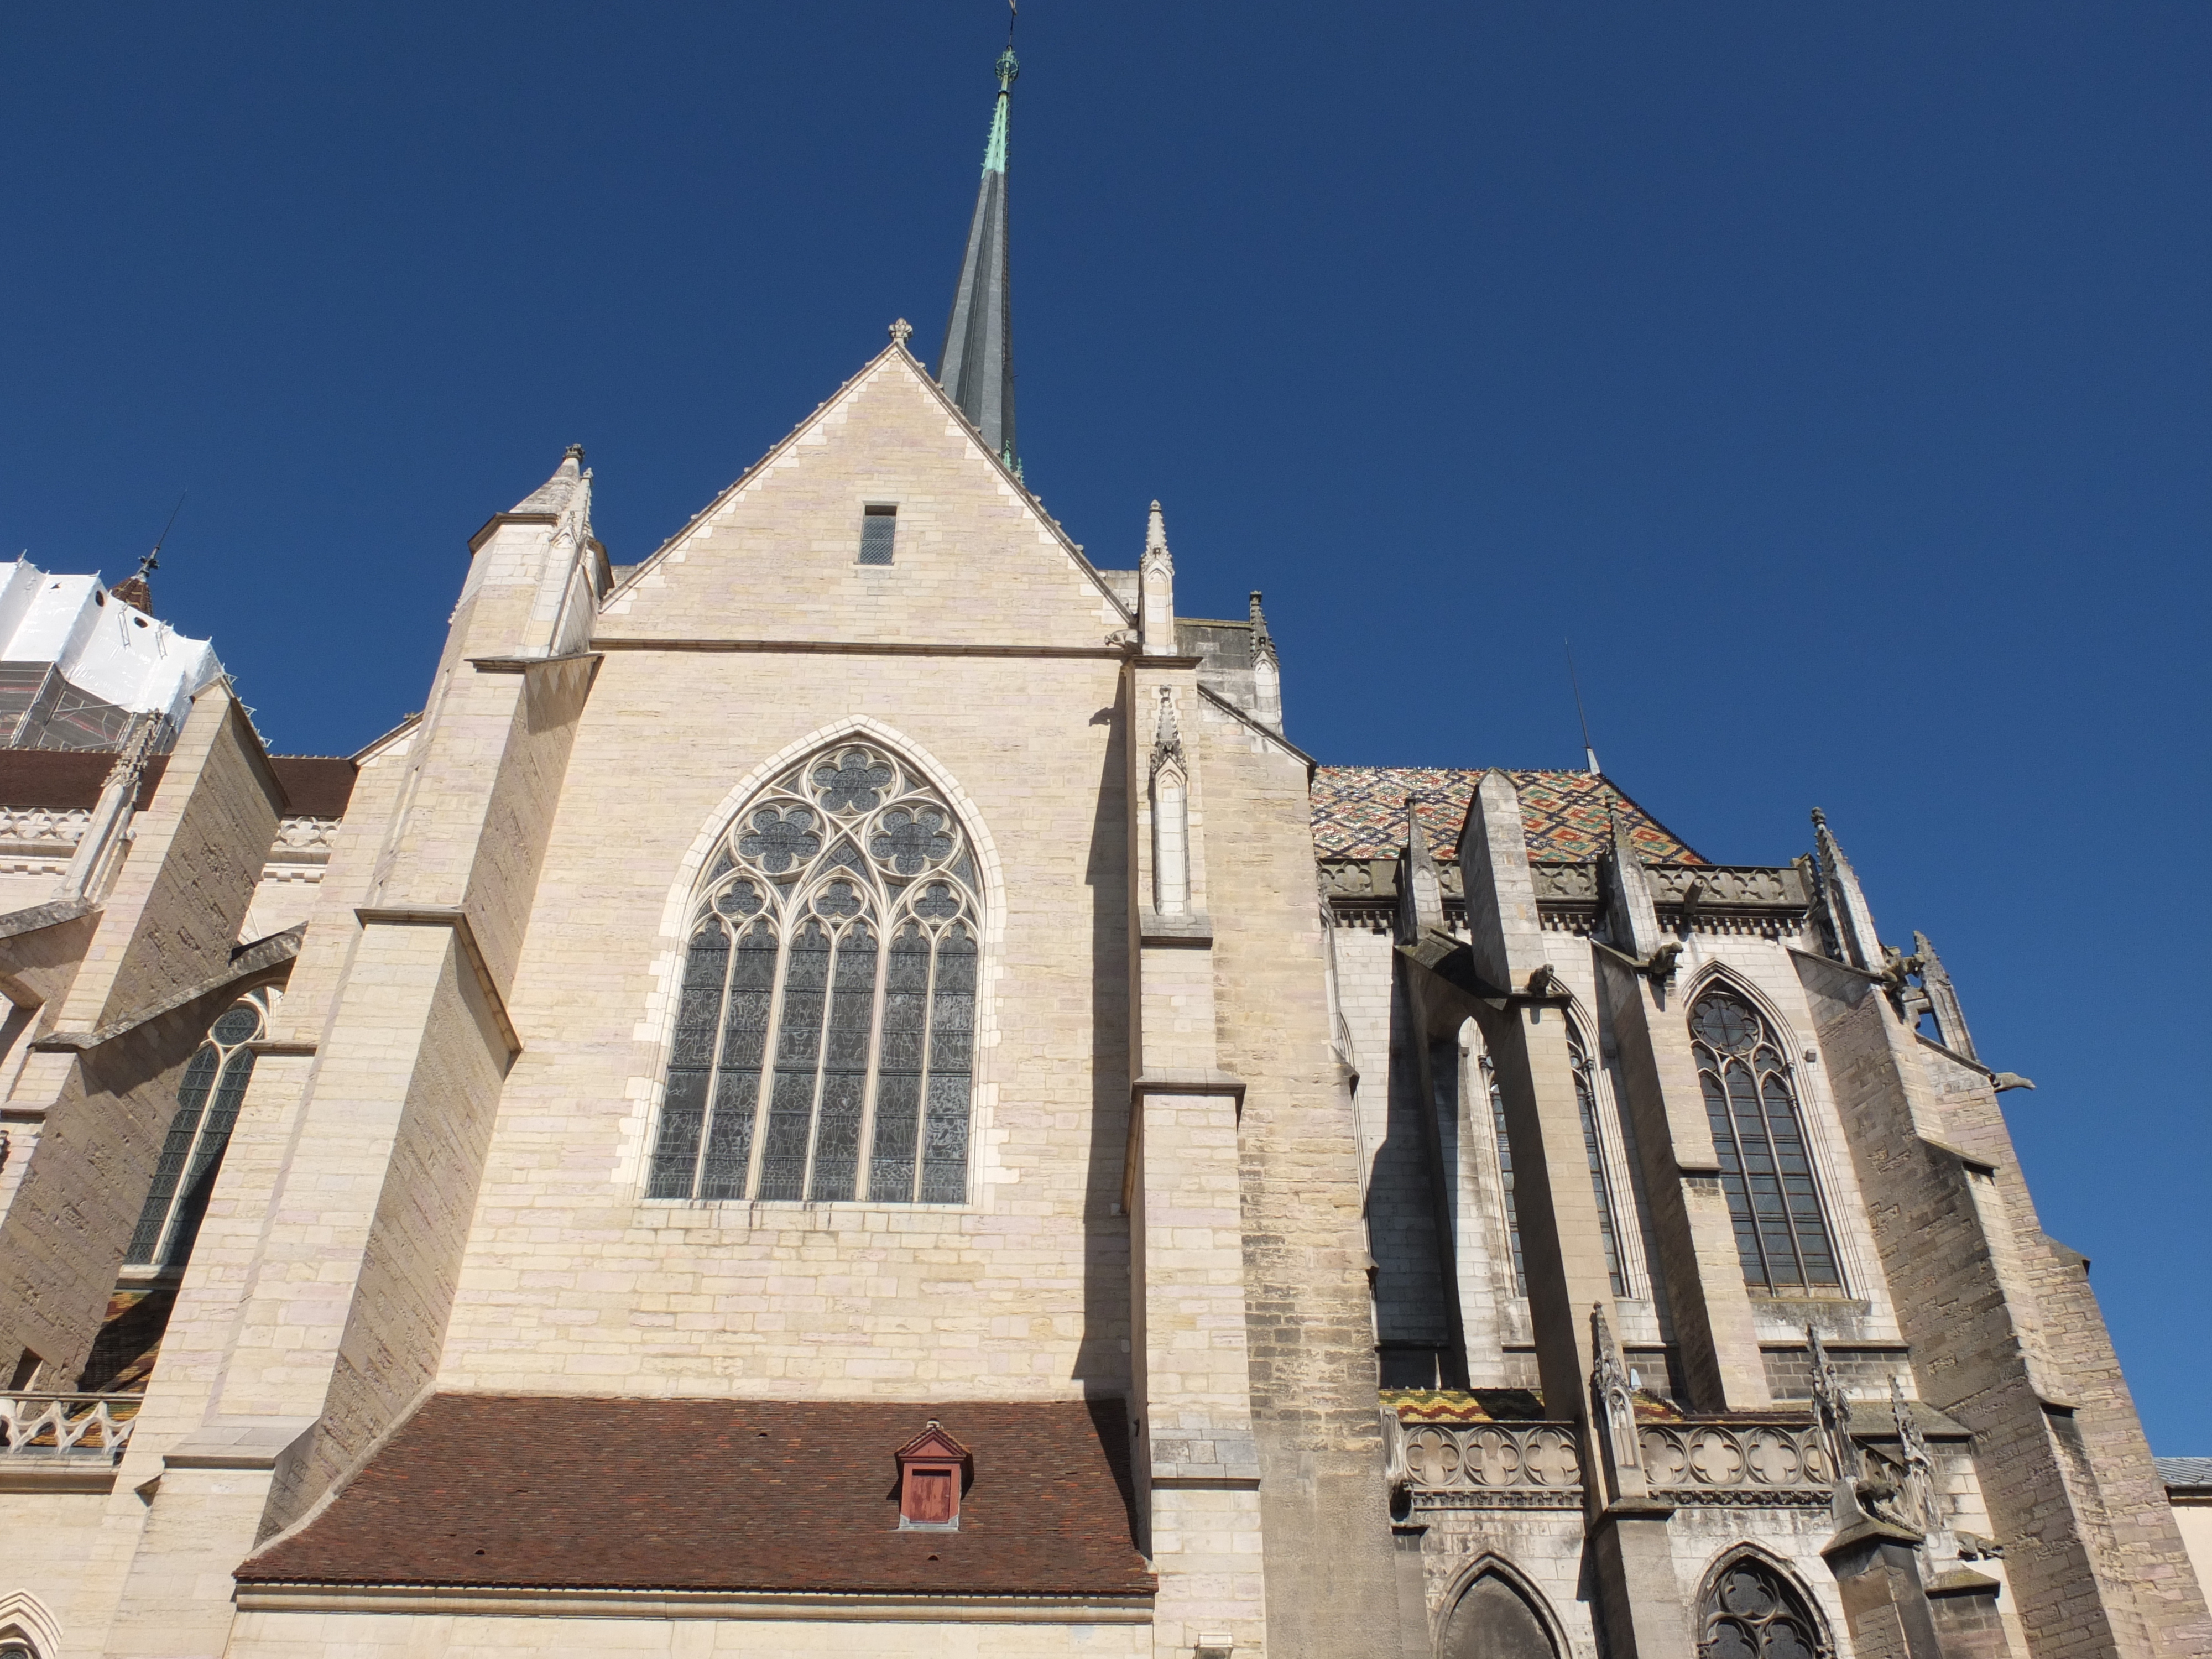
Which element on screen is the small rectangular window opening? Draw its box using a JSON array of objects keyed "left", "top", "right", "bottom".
[{"left": 858, "top": 504, "right": 898, "bottom": 566}]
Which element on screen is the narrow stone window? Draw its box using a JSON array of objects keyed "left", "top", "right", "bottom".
[
  {"left": 1568, "top": 1027, "right": 1625, "bottom": 1297},
  {"left": 1690, "top": 990, "right": 1841, "bottom": 1293},
  {"left": 858, "top": 503, "right": 898, "bottom": 565},
  {"left": 1483, "top": 1057, "right": 1527, "bottom": 1298},
  {"left": 648, "top": 742, "right": 983, "bottom": 1205},
  {"left": 124, "top": 990, "right": 274, "bottom": 1270}
]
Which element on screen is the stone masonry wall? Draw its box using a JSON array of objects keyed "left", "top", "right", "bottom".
[
  {"left": 1206, "top": 704, "right": 1407, "bottom": 1659},
  {"left": 437, "top": 350, "right": 1141, "bottom": 1401},
  {"left": 1798, "top": 954, "right": 2137, "bottom": 1659},
  {"left": 0, "top": 687, "right": 282, "bottom": 1381}
]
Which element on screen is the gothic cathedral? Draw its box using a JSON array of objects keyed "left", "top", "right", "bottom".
[{"left": 0, "top": 46, "right": 2200, "bottom": 1659}]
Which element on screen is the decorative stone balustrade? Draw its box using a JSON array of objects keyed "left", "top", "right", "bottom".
[
  {"left": 271, "top": 816, "right": 340, "bottom": 854},
  {"left": 0, "top": 806, "right": 337, "bottom": 867},
  {"left": 1647, "top": 865, "right": 1808, "bottom": 910},
  {"left": 1529, "top": 863, "right": 1599, "bottom": 903},
  {"left": 0, "top": 1392, "right": 140, "bottom": 1462},
  {"left": 0, "top": 805, "right": 89, "bottom": 849},
  {"left": 1401, "top": 1421, "right": 1583, "bottom": 1505},
  {"left": 1637, "top": 1420, "right": 1834, "bottom": 1504}
]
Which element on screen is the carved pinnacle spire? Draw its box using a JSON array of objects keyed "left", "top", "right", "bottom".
[
  {"left": 1139, "top": 501, "right": 1177, "bottom": 657},
  {"left": 1248, "top": 589, "right": 1275, "bottom": 661}
]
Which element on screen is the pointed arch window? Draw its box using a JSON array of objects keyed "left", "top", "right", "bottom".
[
  {"left": 648, "top": 742, "right": 982, "bottom": 1206},
  {"left": 1480, "top": 1057, "right": 1527, "bottom": 1298},
  {"left": 1691, "top": 989, "right": 1841, "bottom": 1293},
  {"left": 1698, "top": 1556, "right": 1827, "bottom": 1659},
  {"left": 124, "top": 989, "right": 274, "bottom": 1270},
  {"left": 1567, "top": 1026, "right": 1626, "bottom": 1298}
]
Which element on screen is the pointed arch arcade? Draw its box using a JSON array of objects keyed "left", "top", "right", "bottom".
[{"left": 647, "top": 739, "right": 984, "bottom": 1206}]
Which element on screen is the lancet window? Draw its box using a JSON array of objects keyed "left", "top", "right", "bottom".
[
  {"left": 1568, "top": 1027, "right": 1626, "bottom": 1298},
  {"left": 1482, "top": 1057, "right": 1527, "bottom": 1298},
  {"left": 1691, "top": 989, "right": 1841, "bottom": 1293},
  {"left": 648, "top": 743, "right": 982, "bottom": 1206},
  {"left": 124, "top": 989, "right": 274, "bottom": 1270}
]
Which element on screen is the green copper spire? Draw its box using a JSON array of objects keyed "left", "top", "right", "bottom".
[
  {"left": 940, "top": 49, "right": 1019, "bottom": 471},
  {"left": 982, "top": 53, "right": 1015, "bottom": 174}
]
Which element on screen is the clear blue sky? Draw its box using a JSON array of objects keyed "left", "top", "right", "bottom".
[{"left": 3, "top": 5, "right": 2206, "bottom": 1446}]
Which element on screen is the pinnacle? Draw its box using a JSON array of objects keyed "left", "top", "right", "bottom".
[{"left": 510, "top": 445, "right": 587, "bottom": 515}]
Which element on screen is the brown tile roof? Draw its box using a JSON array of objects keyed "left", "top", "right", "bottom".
[
  {"left": 1310, "top": 767, "right": 1704, "bottom": 865},
  {"left": 237, "top": 1395, "right": 1153, "bottom": 1600},
  {"left": 268, "top": 755, "right": 357, "bottom": 818},
  {"left": 0, "top": 750, "right": 354, "bottom": 817}
]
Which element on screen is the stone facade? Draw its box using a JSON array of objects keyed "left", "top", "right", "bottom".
[{"left": 0, "top": 337, "right": 2197, "bottom": 1659}]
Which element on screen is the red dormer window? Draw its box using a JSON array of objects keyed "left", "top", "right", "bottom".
[{"left": 896, "top": 1420, "right": 972, "bottom": 1531}]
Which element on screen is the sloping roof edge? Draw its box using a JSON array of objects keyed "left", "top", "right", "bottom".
[{"left": 603, "top": 341, "right": 1133, "bottom": 628}]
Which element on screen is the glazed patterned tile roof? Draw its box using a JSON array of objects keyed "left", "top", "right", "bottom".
[
  {"left": 1311, "top": 768, "right": 1704, "bottom": 865},
  {"left": 237, "top": 1395, "right": 1151, "bottom": 1599}
]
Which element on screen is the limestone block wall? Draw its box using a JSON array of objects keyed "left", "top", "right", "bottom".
[
  {"left": 437, "top": 653, "right": 1135, "bottom": 1400},
  {"left": 264, "top": 928, "right": 514, "bottom": 1530},
  {"left": 597, "top": 351, "right": 1130, "bottom": 655},
  {"left": 71, "top": 733, "right": 410, "bottom": 1659},
  {"left": 1914, "top": 1040, "right": 2209, "bottom": 1657},
  {"left": 1329, "top": 920, "right": 1395, "bottom": 1187},
  {"left": 64, "top": 693, "right": 281, "bottom": 1030},
  {"left": 0, "top": 687, "right": 283, "bottom": 1382},
  {"left": 1202, "top": 702, "right": 1406, "bottom": 1658},
  {"left": 0, "top": 1490, "right": 112, "bottom": 1657},
  {"left": 1797, "top": 954, "right": 2209, "bottom": 1659}
]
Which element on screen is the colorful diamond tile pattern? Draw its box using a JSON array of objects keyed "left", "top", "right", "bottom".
[{"left": 1311, "top": 768, "right": 1704, "bottom": 865}]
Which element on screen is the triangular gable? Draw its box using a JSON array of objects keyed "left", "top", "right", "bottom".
[
  {"left": 601, "top": 342, "right": 1133, "bottom": 650},
  {"left": 895, "top": 1423, "right": 973, "bottom": 1465}
]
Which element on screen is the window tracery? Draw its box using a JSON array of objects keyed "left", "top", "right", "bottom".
[
  {"left": 125, "top": 988, "right": 275, "bottom": 1270},
  {"left": 649, "top": 743, "right": 981, "bottom": 1206},
  {"left": 1690, "top": 989, "right": 1840, "bottom": 1293},
  {"left": 1698, "top": 1556, "right": 1825, "bottom": 1659}
]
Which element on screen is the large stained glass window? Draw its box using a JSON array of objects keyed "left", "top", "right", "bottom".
[
  {"left": 648, "top": 742, "right": 982, "bottom": 1206},
  {"left": 125, "top": 989, "right": 274, "bottom": 1269},
  {"left": 1690, "top": 989, "right": 1841, "bottom": 1293}
]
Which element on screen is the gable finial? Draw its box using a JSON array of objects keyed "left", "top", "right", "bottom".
[{"left": 889, "top": 319, "right": 913, "bottom": 347}]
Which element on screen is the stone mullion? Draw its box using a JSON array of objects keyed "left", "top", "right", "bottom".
[
  {"left": 737, "top": 922, "right": 790, "bottom": 1203},
  {"left": 685, "top": 917, "right": 740, "bottom": 1202},
  {"left": 849, "top": 906, "right": 893, "bottom": 1203}
]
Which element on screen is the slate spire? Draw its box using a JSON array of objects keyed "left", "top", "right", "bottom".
[{"left": 938, "top": 48, "right": 1020, "bottom": 473}]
